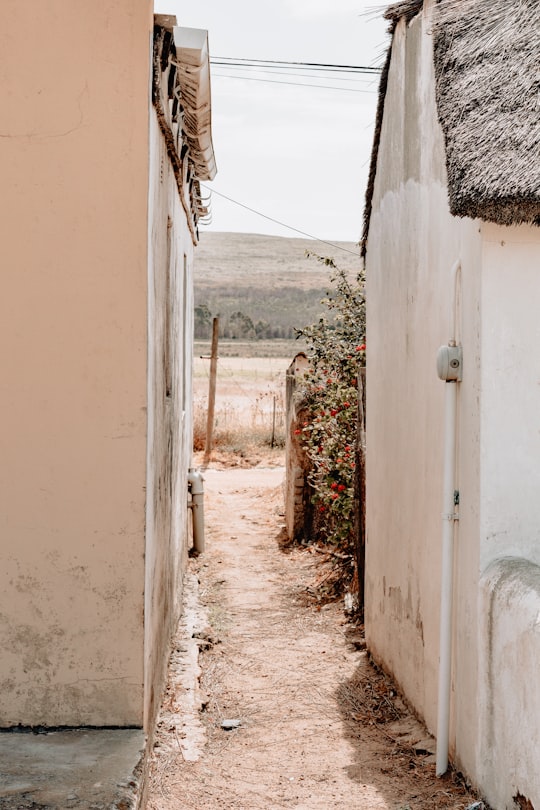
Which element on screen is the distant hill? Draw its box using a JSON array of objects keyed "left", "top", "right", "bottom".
[{"left": 193, "top": 232, "right": 361, "bottom": 340}]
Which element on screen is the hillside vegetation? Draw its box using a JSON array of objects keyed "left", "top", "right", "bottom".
[{"left": 193, "top": 232, "right": 361, "bottom": 341}]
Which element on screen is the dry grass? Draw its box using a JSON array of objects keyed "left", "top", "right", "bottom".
[
  {"left": 194, "top": 339, "right": 305, "bottom": 359},
  {"left": 193, "top": 355, "right": 290, "bottom": 456},
  {"left": 194, "top": 232, "right": 360, "bottom": 292},
  {"left": 338, "top": 655, "right": 404, "bottom": 726}
]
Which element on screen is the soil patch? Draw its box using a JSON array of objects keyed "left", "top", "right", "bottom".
[{"left": 146, "top": 464, "right": 482, "bottom": 810}]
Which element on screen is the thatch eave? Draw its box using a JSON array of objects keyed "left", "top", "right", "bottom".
[
  {"left": 449, "top": 196, "right": 540, "bottom": 229},
  {"left": 433, "top": 0, "right": 540, "bottom": 227},
  {"left": 360, "top": 44, "right": 393, "bottom": 259},
  {"left": 362, "top": 0, "right": 540, "bottom": 260},
  {"left": 383, "top": 0, "right": 423, "bottom": 24}
]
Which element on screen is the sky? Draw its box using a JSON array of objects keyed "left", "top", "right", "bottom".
[{"left": 154, "top": 1, "right": 389, "bottom": 243}]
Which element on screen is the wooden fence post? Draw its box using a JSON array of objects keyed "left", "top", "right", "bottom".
[{"left": 204, "top": 317, "right": 219, "bottom": 465}]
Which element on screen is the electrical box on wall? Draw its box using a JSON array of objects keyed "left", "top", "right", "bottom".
[{"left": 437, "top": 345, "right": 463, "bottom": 382}]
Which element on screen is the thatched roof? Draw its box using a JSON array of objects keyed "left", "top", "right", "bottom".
[
  {"left": 433, "top": 0, "right": 540, "bottom": 225},
  {"left": 361, "top": 0, "right": 540, "bottom": 255},
  {"left": 384, "top": 0, "right": 423, "bottom": 24}
]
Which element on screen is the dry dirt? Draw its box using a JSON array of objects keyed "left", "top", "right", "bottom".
[{"left": 146, "top": 460, "right": 482, "bottom": 810}]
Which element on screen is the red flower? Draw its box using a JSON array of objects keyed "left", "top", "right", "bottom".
[
  {"left": 343, "top": 402, "right": 350, "bottom": 408},
  {"left": 319, "top": 505, "right": 326, "bottom": 512},
  {"left": 355, "top": 344, "right": 366, "bottom": 352},
  {"left": 331, "top": 493, "right": 339, "bottom": 500},
  {"left": 330, "top": 409, "right": 338, "bottom": 416},
  {"left": 330, "top": 482, "right": 338, "bottom": 490},
  {"left": 336, "top": 458, "right": 343, "bottom": 464},
  {"left": 338, "top": 484, "right": 346, "bottom": 492}
]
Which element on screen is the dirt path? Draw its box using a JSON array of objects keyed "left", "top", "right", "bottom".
[{"left": 146, "top": 466, "right": 481, "bottom": 810}]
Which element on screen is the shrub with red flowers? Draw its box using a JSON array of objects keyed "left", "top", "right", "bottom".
[{"left": 295, "top": 254, "right": 366, "bottom": 561}]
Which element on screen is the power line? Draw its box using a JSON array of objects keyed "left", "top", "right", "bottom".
[
  {"left": 213, "top": 72, "right": 376, "bottom": 93},
  {"left": 210, "top": 56, "right": 381, "bottom": 92},
  {"left": 212, "top": 61, "right": 378, "bottom": 76},
  {"left": 200, "top": 184, "right": 360, "bottom": 258},
  {"left": 211, "top": 56, "right": 381, "bottom": 73},
  {"left": 211, "top": 64, "right": 377, "bottom": 83}
]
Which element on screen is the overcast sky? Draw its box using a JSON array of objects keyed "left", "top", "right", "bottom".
[{"left": 154, "top": 1, "right": 388, "bottom": 243}]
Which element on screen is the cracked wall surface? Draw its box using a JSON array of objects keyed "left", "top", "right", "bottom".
[{"left": 0, "top": 0, "right": 153, "bottom": 726}]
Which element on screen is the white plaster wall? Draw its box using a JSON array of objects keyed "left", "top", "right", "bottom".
[
  {"left": 480, "top": 224, "right": 540, "bottom": 570},
  {"left": 475, "top": 224, "right": 540, "bottom": 808},
  {"left": 0, "top": 1, "right": 153, "bottom": 725},
  {"left": 479, "top": 559, "right": 540, "bottom": 809},
  {"left": 365, "top": 3, "right": 483, "bottom": 777},
  {"left": 145, "top": 109, "right": 195, "bottom": 731},
  {"left": 366, "top": 5, "right": 540, "bottom": 801}
]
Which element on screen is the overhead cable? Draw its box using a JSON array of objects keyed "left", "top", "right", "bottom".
[
  {"left": 212, "top": 73, "right": 376, "bottom": 93},
  {"left": 211, "top": 56, "right": 381, "bottom": 73},
  {"left": 211, "top": 64, "right": 377, "bottom": 83},
  {"left": 200, "top": 184, "right": 360, "bottom": 258}
]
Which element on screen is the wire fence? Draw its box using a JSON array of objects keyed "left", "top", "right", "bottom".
[{"left": 193, "top": 356, "right": 289, "bottom": 451}]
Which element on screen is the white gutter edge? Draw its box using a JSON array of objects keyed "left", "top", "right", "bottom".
[{"left": 173, "top": 26, "right": 217, "bottom": 182}]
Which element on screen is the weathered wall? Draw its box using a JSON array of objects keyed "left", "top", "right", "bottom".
[
  {"left": 479, "top": 224, "right": 540, "bottom": 571},
  {"left": 364, "top": 1, "right": 482, "bottom": 775},
  {"left": 475, "top": 223, "right": 540, "bottom": 808},
  {"left": 479, "top": 559, "right": 540, "bottom": 809},
  {"left": 0, "top": 1, "right": 153, "bottom": 725},
  {"left": 145, "top": 105, "right": 195, "bottom": 732},
  {"left": 366, "top": 3, "right": 540, "bottom": 805}
]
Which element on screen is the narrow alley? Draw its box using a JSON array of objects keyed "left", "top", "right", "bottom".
[{"left": 146, "top": 465, "right": 480, "bottom": 810}]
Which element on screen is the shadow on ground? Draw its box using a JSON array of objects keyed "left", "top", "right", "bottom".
[{"left": 335, "top": 646, "right": 486, "bottom": 810}]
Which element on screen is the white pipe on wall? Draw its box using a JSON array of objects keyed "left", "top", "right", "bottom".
[
  {"left": 436, "top": 377, "right": 458, "bottom": 776},
  {"left": 436, "top": 259, "right": 461, "bottom": 777},
  {"left": 188, "top": 469, "right": 205, "bottom": 554}
]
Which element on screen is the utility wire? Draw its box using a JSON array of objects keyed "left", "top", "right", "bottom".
[
  {"left": 200, "top": 184, "right": 360, "bottom": 258},
  {"left": 211, "top": 57, "right": 381, "bottom": 91},
  {"left": 211, "top": 64, "right": 376, "bottom": 83},
  {"left": 211, "top": 56, "right": 381, "bottom": 73},
  {"left": 212, "top": 61, "right": 378, "bottom": 76},
  {"left": 213, "top": 73, "right": 376, "bottom": 93}
]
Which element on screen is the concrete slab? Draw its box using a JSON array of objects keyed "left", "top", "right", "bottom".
[{"left": 0, "top": 728, "right": 146, "bottom": 809}]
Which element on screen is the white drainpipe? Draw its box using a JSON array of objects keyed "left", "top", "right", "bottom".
[
  {"left": 435, "top": 259, "right": 462, "bottom": 777},
  {"left": 188, "top": 469, "right": 205, "bottom": 554}
]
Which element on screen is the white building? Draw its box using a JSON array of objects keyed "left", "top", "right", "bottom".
[{"left": 362, "top": 1, "right": 540, "bottom": 807}]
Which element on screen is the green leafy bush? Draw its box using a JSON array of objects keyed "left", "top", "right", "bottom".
[{"left": 295, "top": 254, "right": 366, "bottom": 558}]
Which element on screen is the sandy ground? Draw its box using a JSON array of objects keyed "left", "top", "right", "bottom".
[{"left": 146, "top": 463, "right": 482, "bottom": 810}]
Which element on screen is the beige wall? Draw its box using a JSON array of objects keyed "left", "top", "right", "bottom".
[{"left": 0, "top": 1, "right": 153, "bottom": 725}]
